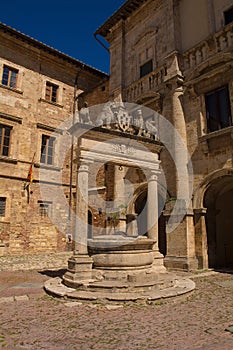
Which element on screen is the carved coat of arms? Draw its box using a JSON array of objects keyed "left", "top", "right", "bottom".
[{"left": 117, "top": 107, "right": 131, "bottom": 132}]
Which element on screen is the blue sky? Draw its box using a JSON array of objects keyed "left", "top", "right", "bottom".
[{"left": 1, "top": 0, "right": 126, "bottom": 74}]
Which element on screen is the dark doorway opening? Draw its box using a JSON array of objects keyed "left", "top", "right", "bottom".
[{"left": 204, "top": 177, "right": 233, "bottom": 268}]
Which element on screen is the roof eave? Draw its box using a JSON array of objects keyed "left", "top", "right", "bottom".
[
  {"left": 95, "top": 0, "right": 146, "bottom": 38},
  {"left": 0, "top": 22, "right": 108, "bottom": 77}
]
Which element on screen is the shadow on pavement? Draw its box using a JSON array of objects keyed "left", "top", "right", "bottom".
[{"left": 39, "top": 269, "right": 67, "bottom": 278}]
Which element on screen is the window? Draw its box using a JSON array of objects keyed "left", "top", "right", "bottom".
[
  {"left": 38, "top": 201, "right": 52, "bottom": 217},
  {"left": 0, "top": 198, "right": 6, "bottom": 217},
  {"left": 205, "top": 86, "right": 232, "bottom": 133},
  {"left": 224, "top": 6, "right": 233, "bottom": 25},
  {"left": 2, "top": 65, "right": 18, "bottom": 88},
  {"left": 140, "top": 59, "right": 153, "bottom": 78},
  {"left": 45, "top": 82, "right": 58, "bottom": 103},
  {"left": 0, "top": 124, "right": 12, "bottom": 156},
  {"left": 40, "top": 135, "right": 55, "bottom": 165}
]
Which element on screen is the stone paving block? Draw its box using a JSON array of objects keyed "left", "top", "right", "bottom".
[
  {"left": 105, "top": 304, "right": 124, "bottom": 310},
  {"left": 14, "top": 295, "right": 29, "bottom": 302},
  {"left": 64, "top": 302, "right": 83, "bottom": 307},
  {"left": 225, "top": 325, "right": 233, "bottom": 334},
  {"left": 0, "top": 296, "right": 14, "bottom": 303}
]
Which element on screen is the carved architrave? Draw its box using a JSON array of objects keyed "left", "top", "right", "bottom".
[{"left": 112, "top": 144, "right": 136, "bottom": 155}]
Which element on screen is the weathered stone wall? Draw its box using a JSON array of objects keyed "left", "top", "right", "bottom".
[
  {"left": 0, "top": 252, "right": 72, "bottom": 271},
  {"left": 102, "top": 0, "right": 233, "bottom": 269},
  {"left": 107, "top": 0, "right": 174, "bottom": 98},
  {"left": 0, "top": 26, "right": 107, "bottom": 256},
  {"left": 78, "top": 80, "right": 109, "bottom": 109}
]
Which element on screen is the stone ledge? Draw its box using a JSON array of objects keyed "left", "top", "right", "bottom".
[{"left": 0, "top": 252, "right": 72, "bottom": 271}]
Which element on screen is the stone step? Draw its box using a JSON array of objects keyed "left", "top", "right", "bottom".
[{"left": 44, "top": 276, "right": 195, "bottom": 303}]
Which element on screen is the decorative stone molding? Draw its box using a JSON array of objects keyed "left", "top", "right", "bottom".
[
  {"left": 80, "top": 102, "right": 160, "bottom": 141},
  {"left": 112, "top": 144, "right": 136, "bottom": 155}
]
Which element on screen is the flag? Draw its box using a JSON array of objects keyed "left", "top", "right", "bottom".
[
  {"left": 24, "top": 153, "right": 36, "bottom": 203},
  {"left": 27, "top": 163, "right": 33, "bottom": 183}
]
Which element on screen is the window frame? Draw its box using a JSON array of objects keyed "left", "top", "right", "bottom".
[
  {"left": 1, "top": 65, "right": 18, "bottom": 89},
  {"left": 45, "top": 81, "right": 58, "bottom": 103},
  {"left": 140, "top": 59, "right": 153, "bottom": 78},
  {"left": 38, "top": 201, "right": 52, "bottom": 218},
  {"left": 205, "top": 85, "right": 232, "bottom": 133},
  {"left": 40, "top": 134, "right": 56, "bottom": 165},
  {"left": 0, "top": 197, "right": 6, "bottom": 217},
  {"left": 0, "top": 124, "right": 12, "bottom": 157}
]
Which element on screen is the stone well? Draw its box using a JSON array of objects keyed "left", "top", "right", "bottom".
[{"left": 44, "top": 109, "right": 195, "bottom": 302}]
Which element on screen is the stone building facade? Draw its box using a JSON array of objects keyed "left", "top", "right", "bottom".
[
  {"left": 93, "top": 0, "right": 233, "bottom": 270},
  {"left": 0, "top": 23, "right": 108, "bottom": 256}
]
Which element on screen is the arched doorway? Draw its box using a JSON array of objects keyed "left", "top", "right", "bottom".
[
  {"left": 204, "top": 176, "right": 233, "bottom": 268},
  {"left": 134, "top": 190, "right": 167, "bottom": 256}
]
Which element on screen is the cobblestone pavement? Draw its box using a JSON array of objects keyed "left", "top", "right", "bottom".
[{"left": 0, "top": 269, "right": 233, "bottom": 350}]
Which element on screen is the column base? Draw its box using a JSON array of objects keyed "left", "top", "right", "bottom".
[
  {"left": 152, "top": 250, "right": 167, "bottom": 272},
  {"left": 63, "top": 254, "right": 93, "bottom": 288},
  {"left": 164, "top": 255, "right": 198, "bottom": 271}
]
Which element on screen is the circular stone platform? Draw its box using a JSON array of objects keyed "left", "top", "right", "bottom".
[
  {"left": 45, "top": 236, "right": 195, "bottom": 303},
  {"left": 44, "top": 274, "right": 195, "bottom": 303}
]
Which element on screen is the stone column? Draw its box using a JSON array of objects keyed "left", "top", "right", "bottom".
[
  {"left": 75, "top": 162, "right": 89, "bottom": 255},
  {"left": 147, "top": 170, "right": 159, "bottom": 248},
  {"left": 172, "top": 84, "right": 189, "bottom": 200},
  {"left": 63, "top": 161, "right": 93, "bottom": 287},
  {"left": 147, "top": 170, "right": 165, "bottom": 270},
  {"left": 162, "top": 77, "right": 198, "bottom": 271}
]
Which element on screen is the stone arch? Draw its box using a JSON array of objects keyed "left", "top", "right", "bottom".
[
  {"left": 133, "top": 27, "right": 158, "bottom": 48},
  {"left": 193, "top": 168, "right": 233, "bottom": 209},
  {"left": 193, "top": 168, "right": 233, "bottom": 269}
]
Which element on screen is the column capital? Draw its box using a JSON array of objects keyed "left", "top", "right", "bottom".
[
  {"left": 77, "top": 161, "right": 92, "bottom": 173},
  {"left": 147, "top": 169, "right": 159, "bottom": 182}
]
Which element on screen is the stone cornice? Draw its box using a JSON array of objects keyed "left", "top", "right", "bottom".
[
  {"left": 36, "top": 123, "right": 63, "bottom": 135},
  {"left": 95, "top": 0, "right": 147, "bottom": 38},
  {"left": 0, "top": 112, "right": 22, "bottom": 124}
]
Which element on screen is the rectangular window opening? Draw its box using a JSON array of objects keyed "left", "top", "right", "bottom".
[
  {"left": 205, "top": 85, "right": 232, "bottom": 133},
  {"left": 1, "top": 65, "right": 18, "bottom": 88},
  {"left": 224, "top": 6, "right": 233, "bottom": 25},
  {"left": 0, "top": 197, "right": 6, "bottom": 217},
  {"left": 40, "top": 134, "right": 55, "bottom": 165},
  {"left": 0, "top": 124, "right": 12, "bottom": 157},
  {"left": 140, "top": 59, "right": 153, "bottom": 78},
  {"left": 38, "top": 201, "right": 52, "bottom": 217},
  {"left": 45, "top": 82, "right": 58, "bottom": 103}
]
